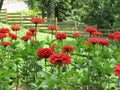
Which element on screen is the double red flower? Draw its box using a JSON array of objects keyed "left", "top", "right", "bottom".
[
  {"left": 108, "top": 33, "right": 114, "bottom": 39},
  {"left": 114, "top": 64, "right": 120, "bottom": 77},
  {"left": 87, "top": 38, "right": 109, "bottom": 47},
  {"left": 48, "top": 26, "right": 57, "bottom": 30},
  {"left": 21, "top": 35, "right": 31, "bottom": 41},
  {"left": 0, "top": 28, "right": 9, "bottom": 33},
  {"left": 0, "top": 42, "right": 11, "bottom": 47},
  {"left": 11, "top": 25, "right": 20, "bottom": 31},
  {"left": 88, "top": 38, "right": 100, "bottom": 45},
  {"left": 98, "top": 39, "right": 109, "bottom": 46},
  {"left": 36, "top": 48, "right": 53, "bottom": 58},
  {"left": 26, "top": 31, "right": 33, "bottom": 36},
  {"left": 55, "top": 32, "right": 67, "bottom": 40},
  {"left": 49, "top": 53, "right": 71, "bottom": 66},
  {"left": 30, "top": 17, "right": 43, "bottom": 24},
  {"left": 72, "top": 32, "right": 80, "bottom": 37},
  {"left": 9, "top": 33, "right": 17, "bottom": 40},
  {"left": 108, "top": 31, "right": 120, "bottom": 40},
  {"left": 29, "top": 27, "right": 36, "bottom": 33},
  {"left": 62, "top": 45, "right": 74, "bottom": 53},
  {"left": 0, "top": 33, "right": 7, "bottom": 39},
  {"left": 92, "top": 31, "right": 102, "bottom": 36},
  {"left": 84, "top": 26, "right": 97, "bottom": 33}
]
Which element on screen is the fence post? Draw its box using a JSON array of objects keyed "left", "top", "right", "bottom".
[
  {"left": 55, "top": 17, "right": 58, "bottom": 32},
  {"left": 5, "top": 9, "right": 8, "bottom": 24}
]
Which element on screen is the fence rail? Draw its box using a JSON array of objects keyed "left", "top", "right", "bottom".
[{"left": 0, "top": 9, "right": 116, "bottom": 36}]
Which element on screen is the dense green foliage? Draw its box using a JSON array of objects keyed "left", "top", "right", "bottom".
[{"left": 24, "top": 0, "right": 120, "bottom": 29}]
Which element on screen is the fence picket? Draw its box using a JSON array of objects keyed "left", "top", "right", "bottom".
[{"left": 0, "top": 9, "right": 115, "bottom": 36}]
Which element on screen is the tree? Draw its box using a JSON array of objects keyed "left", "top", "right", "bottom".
[
  {"left": 24, "top": 0, "right": 71, "bottom": 21},
  {"left": 0, "top": 0, "right": 4, "bottom": 11}
]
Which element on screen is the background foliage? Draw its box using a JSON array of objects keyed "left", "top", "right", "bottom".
[{"left": 23, "top": 0, "right": 120, "bottom": 29}]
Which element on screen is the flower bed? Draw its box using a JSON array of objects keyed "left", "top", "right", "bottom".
[{"left": 0, "top": 19, "right": 120, "bottom": 90}]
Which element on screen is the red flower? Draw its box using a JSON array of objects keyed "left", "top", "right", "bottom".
[
  {"left": 88, "top": 38, "right": 100, "bottom": 44},
  {"left": 0, "top": 33, "right": 7, "bottom": 39},
  {"left": 30, "top": 17, "right": 43, "bottom": 24},
  {"left": 29, "top": 27, "right": 36, "bottom": 32},
  {"left": 55, "top": 32, "right": 67, "bottom": 40},
  {"left": 21, "top": 35, "right": 31, "bottom": 41},
  {"left": 50, "top": 44, "right": 56, "bottom": 52},
  {"left": 9, "top": 33, "right": 17, "bottom": 40},
  {"left": 98, "top": 39, "right": 109, "bottom": 47},
  {"left": 112, "top": 31, "right": 120, "bottom": 40},
  {"left": 62, "top": 45, "right": 74, "bottom": 53},
  {"left": 72, "top": 32, "right": 80, "bottom": 37},
  {"left": 84, "top": 41, "right": 92, "bottom": 45},
  {"left": 114, "top": 64, "right": 120, "bottom": 77},
  {"left": 84, "top": 26, "right": 97, "bottom": 33},
  {"left": 36, "top": 48, "right": 53, "bottom": 58},
  {"left": 92, "top": 31, "right": 102, "bottom": 36},
  {"left": 0, "top": 42, "right": 11, "bottom": 47},
  {"left": 49, "top": 53, "right": 71, "bottom": 66},
  {"left": 48, "top": 26, "right": 57, "bottom": 30},
  {"left": 26, "top": 31, "right": 33, "bottom": 36},
  {"left": 11, "top": 25, "right": 20, "bottom": 31},
  {"left": 108, "top": 33, "right": 114, "bottom": 39},
  {"left": 0, "top": 28, "right": 9, "bottom": 33}
]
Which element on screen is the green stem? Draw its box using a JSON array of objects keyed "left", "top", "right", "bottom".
[
  {"left": 34, "top": 58, "right": 37, "bottom": 81},
  {"left": 51, "top": 30, "right": 53, "bottom": 40},
  {"left": 45, "top": 58, "right": 47, "bottom": 71},
  {"left": 35, "top": 24, "right": 38, "bottom": 41},
  {"left": 117, "top": 77, "right": 120, "bottom": 88},
  {"left": 16, "top": 63, "right": 19, "bottom": 90},
  {"left": 60, "top": 40, "right": 63, "bottom": 46},
  {"left": 57, "top": 65, "right": 61, "bottom": 90}
]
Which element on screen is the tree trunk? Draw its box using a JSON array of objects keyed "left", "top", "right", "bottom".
[
  {"left": 0, "top": 0, "right": 4, "bottom": 11},
  {"left": 55, "top": 3, "right": 61, "bottom": 21}
]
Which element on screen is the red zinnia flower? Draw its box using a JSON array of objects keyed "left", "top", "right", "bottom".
[
  {"left": 49, "top": 53, "right": 71, "bottom": 66},
  {"left": 98, "top": 39, "right": 109, "bottom": 47},
  {"left": 55, "top": 32, "right": 67, "bottom": 40},
  {"left": 72, "top": 32, "right": 80, "bottom": 37},
  {"left": 36, "top": 48, "right": 53, "bottom": 58},
  {"left": 48, "top": 26, "right": 57, "bottom": 30},
  {"left": 0, "top": 33, "right": 7, "bottom": 39},
  {"left": 0, "top": 42, "right": 11, "bottom": 47},
  {"left": 113, "top": 32, "right": 120, "bottom": 40},
  {"left": 84, "top": 41, "right": 92, "bottom": 45},
  {"left": 21, "top": 35, "right": 31, "bottom": 41},
  {"left": 114, "top": 63, "right": 120, "bottom": 77},
  {"left": 0, "top": 28, "right": 9, "bottom": 33},
  {"left": 26, "top": 31, "right": 33, "bottom": 36},
  {"left": 88, "top": 38, "right": 100, "bottom": 44},
  {"left": 62, "top": 45, "right": 74, "bottom": 53},
  {"left": 30, "top": 17, "right": 43, "bottom": 24},
  {"left": 29, "top": 27, "right": 36, "bottom": 32},
  {"left": 84, "top": 26, "right": 97, "bottom": 33},
  {"left": 92, "top": 31, "right": 102, "bottom": 36},
  {"left": 11, "top": 25, "right": 20, "bottom": 31},
  {"left": 108, "top": 33, "right": 114, "bottom": 39},
  {"left": 9, "top": 33, "right": 17, "bottom": 40}
]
